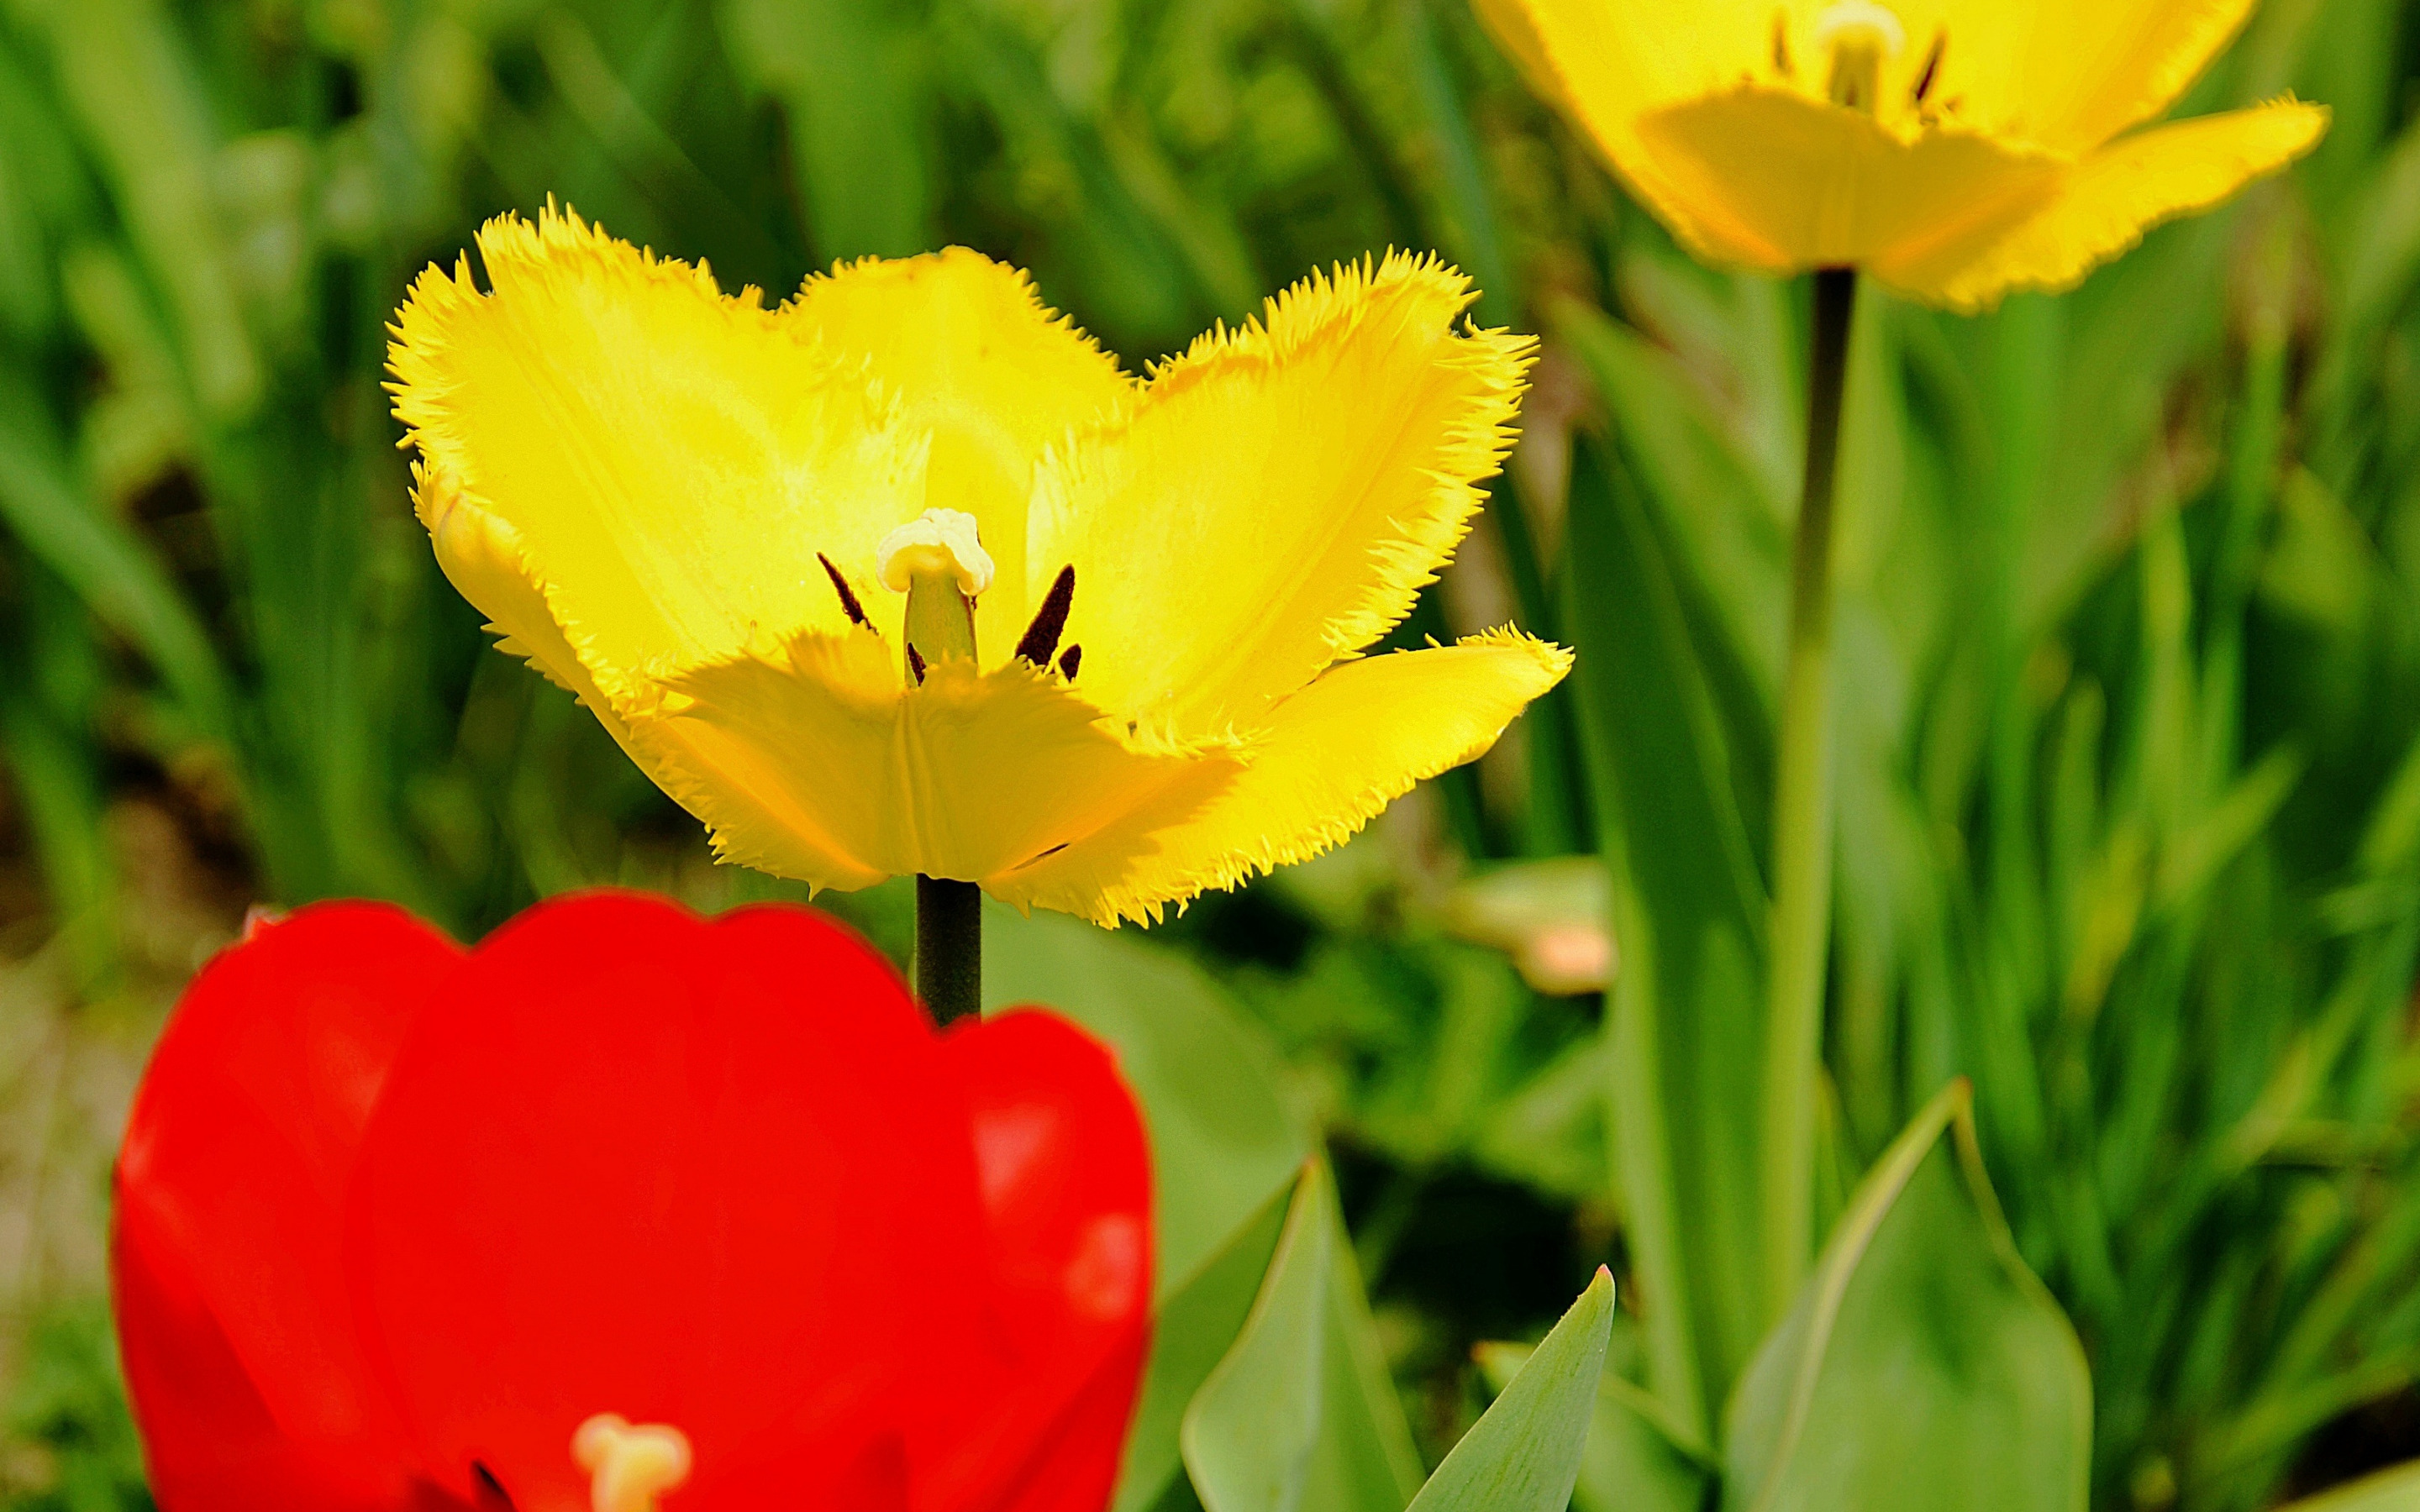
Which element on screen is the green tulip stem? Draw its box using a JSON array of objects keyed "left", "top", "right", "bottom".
[
  {"left": 900, "top": 559, "right": 985, "bottom": 1027},
  {"left": 917, "top": 874, "right": 982, "bottom": 1026},
  {"left": 1760, "top": 265, "right": 1859, "bottom": 1319}
]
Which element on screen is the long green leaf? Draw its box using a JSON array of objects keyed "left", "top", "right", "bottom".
[
  {"left": 986, "top": 906, "right": 1311, "bottom": 1297},
  {"left": 0, "top": 376, "right": 234, "bottom": 743},
  {"left": 1723, "top": 1080, "right": 2091, "bottom": 1512},
  {"left": 1182, "top": 1162, "right": 1334, "bottom": 1512},
  {"left": 2277, "top": 1459, "right": 2420, "bottom": 1512},
  {"left": 1405, "top": 1268, "right": 1614, "bottom": 1512}
]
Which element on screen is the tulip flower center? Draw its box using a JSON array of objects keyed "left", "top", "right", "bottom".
[
  {"left": 878, "top": 508, "right": 992, "bottom": 680},
  {"left": 850, "top": 509, "right": 1086, "bottom": 686},
  {"left": 1810, "top": 0, "right": 1903, "bottom": 113},
  {"left": 572, "top": 1414, "right": 692, "bottom": 1512}
]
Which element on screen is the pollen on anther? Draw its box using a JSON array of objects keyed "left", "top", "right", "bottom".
[{"left": 1059, "top": 644, "right": 1082, "bottom": 680}]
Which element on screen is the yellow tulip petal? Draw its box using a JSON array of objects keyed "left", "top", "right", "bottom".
[
  {"left": 637, "top": 633, "right": 1233, "bottom": 888},
  {"left": 992, "top": 630, "right": 1574, "bottom": 927},
  {"left": 414, "top": 460, "right": 884, "bottom": 890},
  {"left": 1632, "top": 84, "right": 2067, "bottom": 273},
  {"left": 388, "top": 204, "right": 920, "bottom": 693},
  {"left": 1872, "top": 98, "right": 2329, "bottom": 312},
  {"left": 1912, "top": 0, "right": 2260, "bottom": 153},
  {"left": 1029, "top": 254, "right": 1534, "bottom": 737},
  {"left": 785, "top": 250, "right": 1135, "bottom": 659},
  {"left": 1512, "top": 0, "right": 1797, "bottom": 269}
]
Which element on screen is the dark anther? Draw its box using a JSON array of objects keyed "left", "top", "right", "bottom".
[
  {"left": 1912, "top": 30, "right": 1944, "bottom": 104},
  {"left": 1015, "top": 564, "right": 1076, "bottom": 667},
  {"left": 471, "top": 1461, "right": 517, "bottom": 1510},
  {"left": 1770, "top": 10, "right": 1792, "bottom": 74},
  {"left": 908, "top": 644, "right": 929, "bottom": 685},
  {"left": 1058, "top": 644, "right": 1081, "bottom": 680},
  {"left": 818, "top": 553, "right": 871, "bottom": 627}
]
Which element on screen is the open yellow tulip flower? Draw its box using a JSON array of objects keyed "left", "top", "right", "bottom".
[
  {"left": 389, "top": 207, "right": 1568, "bottom": 925},
  {"left": 1480, "top": 0, "right": 2328, "bottom": 309}
]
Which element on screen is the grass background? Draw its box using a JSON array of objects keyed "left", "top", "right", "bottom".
[{"left": 2, "top": 0, "right": 2419, "bottom": 1507}]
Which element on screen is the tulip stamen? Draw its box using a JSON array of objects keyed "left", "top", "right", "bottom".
[
  {"left": 573, "top": 1414, "right": 692, "bottom": 1512},
  {"left": 818, "top": 552, "right": 871, "bottom": 628},
  {"left": 1016, "top": 564, "right": 1076, "bottom": 669},
  {"left": 1911, "top": 29, "right": 1944, "bottom": 107},
  {"left": 1770, "top": 10, "right": 1792, "bottom": 76},
  {"left": 879, "top": 508, "right": 991, "bottom": 683},
  {"left": 1059, "top": 644, "right": 1082, "bottom": 681},
  {"left": 1811, "top": 0, "right": 1903, "bottom": 113}
]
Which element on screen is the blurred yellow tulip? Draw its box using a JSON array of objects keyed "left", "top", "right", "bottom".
[
  {"left": 388, "top": 207, "right": 1568, "bottom": 925},
  {"left": 1477, "top": 0, "right": 2328, "bottom": 309}
]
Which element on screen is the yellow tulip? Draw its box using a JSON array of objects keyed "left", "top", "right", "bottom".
[
  {"left": 388, "top": 207, "right": 1569, "bottom": 926},
  {"left": 1479, "top": 0, "right": 2328, "bottom": 309}
]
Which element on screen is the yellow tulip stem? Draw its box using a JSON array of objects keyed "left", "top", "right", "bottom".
[
  {"left": 917, "top": 874, "right": 982, "bottom": 1026},
  {"left": 1759, "top": 265, "right": 1858, "bottom": 1320}
]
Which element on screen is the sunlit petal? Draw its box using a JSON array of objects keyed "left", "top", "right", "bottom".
[
  {"left": 1873, "top": 98, "right": 2329, "bottom": 311},
  {"left": 786, "top": 250, "right": 1135, "bottom": 657},
  {"left": 1030, "top": 254, "right": 1533, "bottom": 736},
  {"left": 641, "top": 634, "right": 1235, "bottom": 888},
  {"left": 992, "top": 631, "right": 1573, "bottom": 927},
  {"left": 1915, "top": 0, "right": 2261, "bottom": 152},
  {"left": 1634, "top": 85, "right": 2068, "bottom": 273},
  {"left": 388, "top": 203, "right": 923, "bottom": 681}
]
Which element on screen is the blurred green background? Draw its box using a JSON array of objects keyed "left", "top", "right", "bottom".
[{"left": 3, "top": 0, "right": 2419, "bottom": 1508}]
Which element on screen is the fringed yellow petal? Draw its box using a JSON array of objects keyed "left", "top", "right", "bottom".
[
  {"left": 387, "top": 203, "right": 921, "bottom": 688},
  {"left": 1030, "top": 253, "right": 1534, "bottom": 737},
  {"left": 413, "top": 460, "right": 880, "bottom": 890},
  {"left": 785, "top": 249, "right": 1134, "bottom": 659},
  {"left": 1874, "top": 98, "right": 2330, "bottom": 312},
  {"left": 639, "top": 635, "right": 1231, "bottom": 888},
  {"left": 1633, "top": 85, "right": 2067, "bottom": 274},
  {"left": 991, "top": 631, "right": 1573, "bottom": 927}
]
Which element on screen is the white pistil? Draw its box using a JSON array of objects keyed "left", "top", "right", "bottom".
[
  {"left": 1810, "top": 0, "right": 1904, "bottom": 112},
  {"left": 877, "top": 508, "right": 995, "bottom": 596},
  {"left": 572, "top": 1414, "right": 692, "bottom": 1512}
]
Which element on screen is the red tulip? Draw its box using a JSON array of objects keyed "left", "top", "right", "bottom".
[{"left": 112, "top": 892, "right": 1153, "bottom": 1512}]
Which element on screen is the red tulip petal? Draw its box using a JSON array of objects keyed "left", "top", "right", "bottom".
[
  {"left": 922, "top": 1009, "right": 1154, "bottom": 1512},
  {"left": 113, "top": 901, "right": 463, "bottom": 1511},
  {"left": 348, "top": 892, "right": 981, "bottom": 1512}
]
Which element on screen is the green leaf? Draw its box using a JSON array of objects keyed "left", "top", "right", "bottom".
[
  {"left": 1304, "top": 1180, "right": 1426, "bottom": 1512},
  {"left": 1723, "top": 1081, "right": 2091, "bottom": 1512},
  {"left": 985, "top": 906, "right": 1311, "bottom": 1297},
  {"left": 1476, "top": 1340, "right": 1713, "bottom": 1512},
  {"left": 1115, "top": 1183, "right": 1293, "bottom": 1512},
  {"left": 26, "top": 0, "right": 261, "bottom": 418},
  {"left": 1563, "top": 428, "right": 1770, "bottom": 1433},
  {"left": 716, "top": 0, "right": 935, "bottom": 263},
  {"left": 0, "top": 370, "right": 234, "bottom": 746},
  {"left": 2275, "top": 1460, "right": 2420, "bottom": 1512},
  {"left": 1406, "top": 1268, "right": 1615, "bottom": 1512},
  {"left": 1181, "top": 1161, "right": 1334, "bottom": 1512}
]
